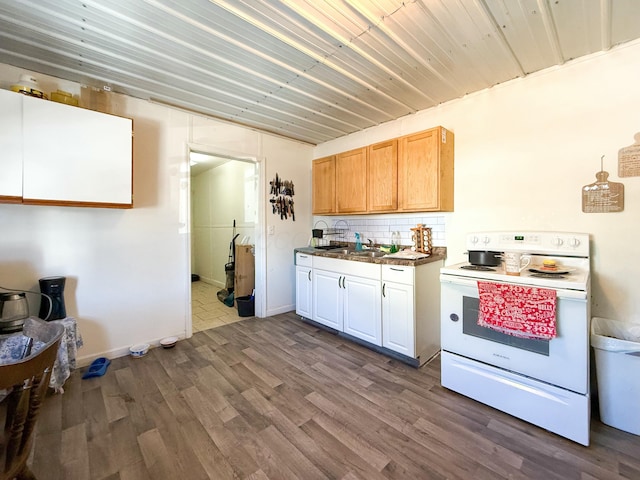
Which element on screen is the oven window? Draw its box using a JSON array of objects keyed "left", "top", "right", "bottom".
[{"left": 462, "top": 296, "right": 549, "bottom": 356}]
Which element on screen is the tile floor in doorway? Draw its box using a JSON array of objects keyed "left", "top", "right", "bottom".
[{"left": 191, "top": 280, "right": 250, "bottom": 332}]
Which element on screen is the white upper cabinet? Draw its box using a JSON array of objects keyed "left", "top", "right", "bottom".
[
  {"left": 0, "top": 89, "right": 23, "bottom": 200},
  {"left": 22, "top": 95, "right": 133, "bottom": 207}
]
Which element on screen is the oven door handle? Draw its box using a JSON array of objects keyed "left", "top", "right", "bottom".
[{"left": 439, "top": 274, "right": 588, "bottom": 300}]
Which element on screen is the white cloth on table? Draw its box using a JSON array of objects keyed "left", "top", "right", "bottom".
[
  {"left": 48, "top": 317, "right": 83, "bottom": 392},
  {"left": 0, "top": 334, "right": 45, "bottom": 362}
]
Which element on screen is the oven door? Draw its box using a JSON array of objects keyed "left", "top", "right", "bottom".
[{"left": 440, "top": 274, "right": 590, "bottom": 394}]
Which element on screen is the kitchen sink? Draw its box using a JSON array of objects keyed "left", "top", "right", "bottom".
[
  {"left": 350, "top": 250, "right": 386, "bottom": 258},
  {"left": 328, "top": 248, "right": 353, "bottom": 255},
  {"left": 323, "top": 248, "right": 386, "bottom": 258}
]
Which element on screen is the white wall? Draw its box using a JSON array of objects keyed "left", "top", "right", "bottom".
[
  {"left": 0, "top": 83, "right": 192, "bottom": 362},
  {"left": 262, "top": 134, "right": 315, "bottom": 315},
  {"left": 315, "top": 40, "right": 640, "bottom": 324},
  {"left": 0, "top": 64, "right": 314, "bottom": 364}
]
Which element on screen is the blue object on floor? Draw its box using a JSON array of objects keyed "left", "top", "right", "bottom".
[{"left": 82, "top": 357, "right": 111, "bottom": 379}]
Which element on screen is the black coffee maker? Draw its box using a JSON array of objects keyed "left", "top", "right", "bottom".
[{"left": 38, "top": 276, "right": 67, "bottom": 321}]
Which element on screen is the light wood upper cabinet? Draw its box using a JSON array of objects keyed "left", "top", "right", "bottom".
[
  {"left": 398, "top": 126, "right": 454, "bottom": 212},
  {"left": 312, "top": 156, "right": 336, "bottom": 214},
  {"left": 311, "top": 126, "right": 454, "bottom": 215},
  {"left": 336, "top": 147, "right": 367, "bottom": 213},
  {"left": 368, "top": 139, "right": 397, "bottom": 212}
]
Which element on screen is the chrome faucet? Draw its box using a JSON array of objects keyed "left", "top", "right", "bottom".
[{"left": 367, "top": 238, "right": 374, "bottom": 247}]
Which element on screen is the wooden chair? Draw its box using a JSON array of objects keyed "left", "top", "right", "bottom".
[{"left": 1, "top": 318, "right": 64, "bottom": 480}]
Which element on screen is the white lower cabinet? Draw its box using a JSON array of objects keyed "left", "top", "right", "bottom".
[
  {"left": 294, "top": 251, "right": 441, "bottom": 365},
  {"left": 312, "top": 268, "right": 343, "bottom": 330},
  {"left": 295, "top": 266, "right": 313, "bottom": 319},
  {"left": 343, "top": 274, "right": 382, "bottom": 346},
  {"left": 382, "top": 268, "right": 415, "bottom": 356},
  {"left": 311, "top": 256, "right": 381, "bottom": 344},
  {"left": 295, "top": 253, "right": 313, "bottom": 319},
  {"left": 382, "top": 261, "right": 443, "bottom": 364}
]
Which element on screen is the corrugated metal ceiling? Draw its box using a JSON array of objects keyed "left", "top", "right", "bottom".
[{"left": 1, "top": 0, "right": 639, "bottom": 145}]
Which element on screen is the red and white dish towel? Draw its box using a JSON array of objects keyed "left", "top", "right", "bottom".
[{"left": 477, "top": 281, "right": 557, "bottom": 340}]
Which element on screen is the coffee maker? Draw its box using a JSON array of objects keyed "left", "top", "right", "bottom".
[{"left": 38, "top": 276, "right": 67, "bottom": 321}]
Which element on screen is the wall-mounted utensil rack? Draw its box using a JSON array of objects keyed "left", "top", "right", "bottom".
[{"left": 270, "top": 172, "right": 295, "bottom": 220}]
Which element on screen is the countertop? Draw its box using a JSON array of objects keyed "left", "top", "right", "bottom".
[{"left": 294, "top": 246, "right": 446, "bottom": 267}]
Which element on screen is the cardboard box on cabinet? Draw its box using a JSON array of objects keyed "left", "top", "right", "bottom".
[{"left": 80, "top": 86, "right": 112, "bottom": 114}]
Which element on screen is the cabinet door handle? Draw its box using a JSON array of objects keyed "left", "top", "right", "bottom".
[
  {"left": 390, "top": 267, "right": 404, "bottom": 271},
  {"left": 382, "top": 283, "right": 386, "bottom": 297},
  {"left": 341, "top": 276, "right": 345, "bottom": 288},
  {"left": 308, "top": 270, "right": 311, "bottom": 281}
]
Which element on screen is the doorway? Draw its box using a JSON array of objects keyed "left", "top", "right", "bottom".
[{"left": 188, "top": 147, "right": 261, "bottom": 333}]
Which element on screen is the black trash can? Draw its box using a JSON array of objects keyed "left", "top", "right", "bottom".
[{"left": 236, "top": 295, "right": 255, "bottom": 317}]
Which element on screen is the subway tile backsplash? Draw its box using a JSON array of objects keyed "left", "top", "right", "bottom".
[{"left": 313, "top": 215, "right": 446, "bottom": 248}]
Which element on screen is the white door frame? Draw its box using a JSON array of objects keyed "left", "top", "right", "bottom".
[{"left": 185, "top": 142, "right": 266, "bottom": 337}]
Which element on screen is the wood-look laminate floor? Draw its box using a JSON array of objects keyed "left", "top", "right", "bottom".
[{"left": 32, "top": 313, "right": 640, "bottom": 480}]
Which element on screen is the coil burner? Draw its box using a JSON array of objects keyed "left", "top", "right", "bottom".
[
  {"left": 460, "top": 265, "right": 496, "bottom": 272},
  {"left": 530, "top": 273, "right": 567, "bottom": 279}
]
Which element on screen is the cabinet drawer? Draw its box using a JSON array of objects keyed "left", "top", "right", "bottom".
[
  {"left": 382, "top": 265, "right": 414, "bottom": 285},
  {"left": 313, "top": 256, "right": 381, "bottom": 279},
  {"left": 296, "top": 252, "right": 313, "bottom": 267}
]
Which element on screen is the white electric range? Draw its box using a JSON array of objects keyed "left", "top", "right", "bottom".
[{"left": 440, "top": 231, "right": 592, "bottom": 445}]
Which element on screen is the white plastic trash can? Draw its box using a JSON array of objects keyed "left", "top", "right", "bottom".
[{"left": 591, "top": 317, "right": 640, "bottom": 436}]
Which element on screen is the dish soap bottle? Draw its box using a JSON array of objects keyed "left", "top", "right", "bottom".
[
  {"left": 354, "top": 232, "right": 363, "bottom": 251},
  {"left": 390, "top": 231, "right": 400, "bottom": 253}
]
